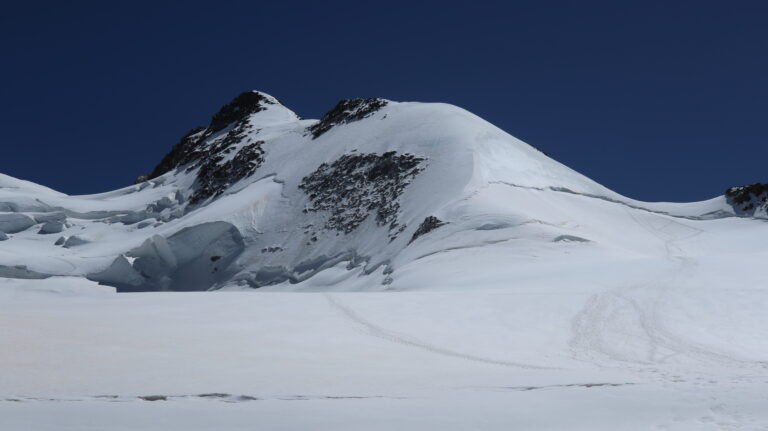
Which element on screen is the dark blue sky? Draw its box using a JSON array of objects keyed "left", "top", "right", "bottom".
[{"left": 1, "top": 1, "right": 766, "bottom": 202}]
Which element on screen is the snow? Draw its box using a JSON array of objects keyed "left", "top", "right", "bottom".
[
  {"left": 0, "top": 276, "right": 114, "bottom": 298},
  {"left": 1, "top": 94, "right": 767, "bottom": 429},
  {"left": 0, "top": 99, "right": 745, "bottom": 285},
  {"left": 1, "top": 288, "right": 767, "bottom": 429},
  {"left": 0, "top": 213, "right": 36, "bottom": 234}
]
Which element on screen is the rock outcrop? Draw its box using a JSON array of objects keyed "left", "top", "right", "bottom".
[
  {"left": 307, "top": 98, "right": 388, "bottom": 138},
  {"left": 300, "top": 152, "right": 424, "bottom": 234},
  {"left": 725, "top": 183, "right": 768, "bottom": 217},
  {"left": 409, "top": 216, "right": 446, "bottom": 244}
]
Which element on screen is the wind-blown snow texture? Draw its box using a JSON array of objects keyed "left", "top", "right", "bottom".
[{"left": 1, "top": 91, "right": 767, "bottom": 430}]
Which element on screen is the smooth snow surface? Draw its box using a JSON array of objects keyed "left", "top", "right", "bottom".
[
  {"left": 1, "top": 93, "right": 766, "bottom": 429},
  {"left": 2, "top": 284, "right": 767, "bottom": 430}
]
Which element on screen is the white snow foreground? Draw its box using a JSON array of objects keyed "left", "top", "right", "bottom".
[{"left": 1, "top": 92, "right": 767, "bottom": 429}]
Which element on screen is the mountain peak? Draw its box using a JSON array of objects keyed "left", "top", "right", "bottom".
[
  {"left": 139, "top": 90, "right": 299, "bottom": 183},
  {"left": 207, "top": 91, "right": 276, "bottom": 133},
  {"left": 3, "top": 91, "right": 765, "bottom": 294}
]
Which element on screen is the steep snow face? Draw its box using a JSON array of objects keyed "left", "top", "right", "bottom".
[{"left": 0, "top": 91, "right": 762, "bottom": 292}]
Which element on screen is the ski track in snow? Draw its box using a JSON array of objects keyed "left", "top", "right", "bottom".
[
  {"left": 569, "top": 206, "right": 765, "bottom": 377},
  {"left": 325, "top": 293, "right": 553, "bottom": 370}
]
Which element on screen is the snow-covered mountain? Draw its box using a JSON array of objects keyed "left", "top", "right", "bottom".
[
  {"left": 3, "top": 91, "right": 768, "bottom": 430},
  {"left": 0, "top": 90, "right": 764, "bottom": 292}
]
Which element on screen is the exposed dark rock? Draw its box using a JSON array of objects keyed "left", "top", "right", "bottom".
[
  {"left": 726, "top": 183, "right": 768, "bottom": 216},
  {"left": 190, "top": 139, "right": 265, "bottom": 204},
  {"left": 136, "top": 94, "right": 388, "bottom": 212},
  {"left": 141, "top": 106, "right": 267, "bottom": 205},
  {"left": 139, "top": 395, "right": 167, "bottom": 402},
  {"left": 0, "top": 232, "right": 7, "bottom": 241},
  {"left": 208, "top": 91, "right": 273, "bottom": 134},
  {"left": 139, "top": 91, "right": 274, "bottom": 183},
  {"left": 261, "top": 246, "right": 283, "bottom": 253},
  {"left": 409, "top": 216, "right": 446, "bottom": 244},
  {"left": 308, "top": 98, "right": 388, "bottom": 138},
  {"left": 54, "top": 236, "right": 66, "bottom": 246},
  {"left": 143, "top": 127, "right": 208, "bottom": 182},
  {"left": 299, "top": 152, "right": 425, "bottom": 234}
]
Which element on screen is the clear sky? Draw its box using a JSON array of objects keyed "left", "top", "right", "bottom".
[{"left": 1, "top": 1, "right": 766, "bottom": 202}]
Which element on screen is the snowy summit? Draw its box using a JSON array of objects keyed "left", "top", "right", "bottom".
[
  {"left": 1, "top": 91, "right": 767, "bottom": 430},
  {"left": 0, "top": 90, "right": 762, "bottom": 292}
]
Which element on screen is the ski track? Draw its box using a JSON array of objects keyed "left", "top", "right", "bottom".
[
  {"left": 569, "top": 206, "right": 765, "bottom": 376},
  {"left": 324, "top": 293, "right": 552, "bottom": 370}
]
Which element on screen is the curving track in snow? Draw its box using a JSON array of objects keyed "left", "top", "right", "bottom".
[
  {"left": 569, "top": 207, "right": 765, "bottom": 375},
  {"left": 325, "top": 293, "right": 552, "bottom": 370}
]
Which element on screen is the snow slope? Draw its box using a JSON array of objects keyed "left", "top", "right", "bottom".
[
  {"left": 1, "top": 91, "right": 767, "bottom": 429},
  {"left": 0, "top": 91, "right": 744, "bottom": 292}
]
